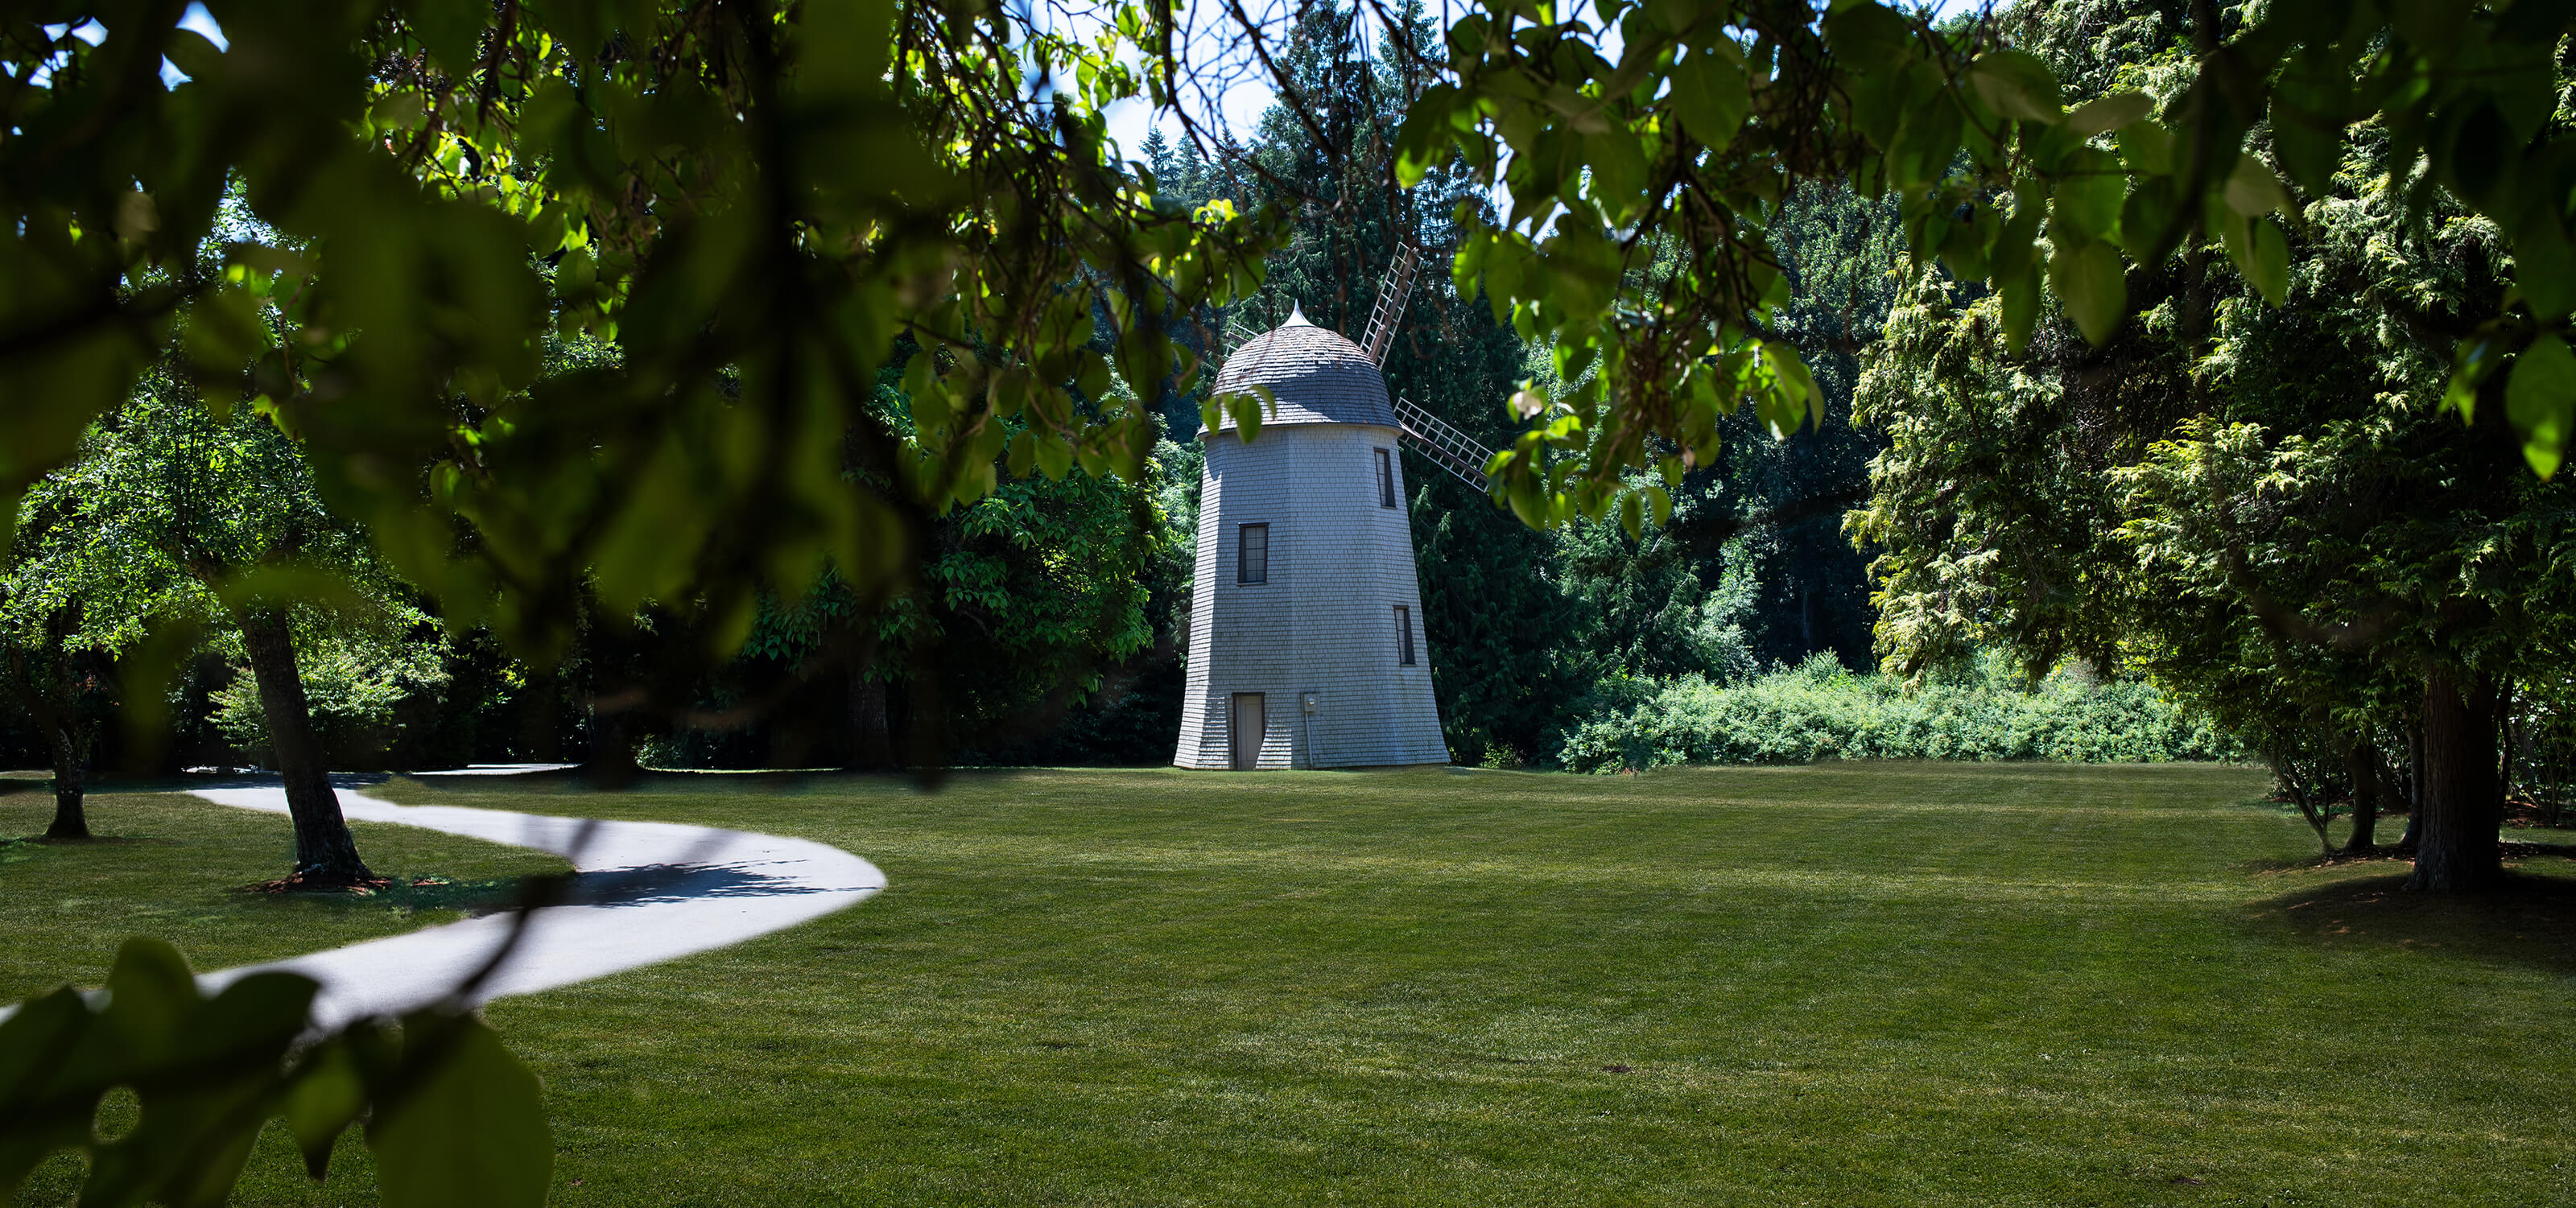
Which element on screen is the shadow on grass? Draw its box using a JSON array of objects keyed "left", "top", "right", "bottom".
[
  {"left": 2243, "top": 869, "right": 2576, "bottom": 971},
  {"left": 237, "top": 874, "right": 542, "bottom": 916},
  {"left": 398, "top": 766, "right": 811, "bottom": 796},
  {"left": 4, "top": 835, "right": 172, "bottom": 847}
]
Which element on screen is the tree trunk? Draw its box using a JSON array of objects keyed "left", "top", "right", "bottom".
[
  {"left": 848, "top": 668, "right": 892, "bottom": 769},
  {"left": 523, "top": 665, "right": 563, "bottom": 762},
  {"left": 588, "top": 704, "right": 642, "bottom": 787},
  {"left": 2339, "top": 734, "right": 2382, "bottom": 855},
  {"left": 42, "top": 715, "right": 88, "bottom": 840},
  {"left": 2293, "top": 790, "right": 2334, "bottom": 856},
  {"left": 2405, "top": 667, "right": 2505, "bottom": 893},
  {"left": 235, "top": 604, "right": 374, "bottom": 883}
]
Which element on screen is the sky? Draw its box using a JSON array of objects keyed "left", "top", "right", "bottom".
[
  {"left": 1095, "top": 0, "right": 1986, "bottom": 165},
  {"left": 38, "top": 2, "right": 229, "bottom": 88}
]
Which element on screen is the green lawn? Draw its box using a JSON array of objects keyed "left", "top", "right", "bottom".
[
  {"left": 10, "top": 763, "right": 2576, "bottom": 1206},
  {"left": 0, "top": 781, "right": 572, "bottom": 1000}
]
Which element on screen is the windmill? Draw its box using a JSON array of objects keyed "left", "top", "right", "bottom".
[{"left": 1173, "top": 246, "right": 1501, "bottom": 771}]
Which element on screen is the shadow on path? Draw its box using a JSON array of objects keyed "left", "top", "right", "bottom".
[{"left": 566, "top": 862, "right": 844, "bottom": 907}]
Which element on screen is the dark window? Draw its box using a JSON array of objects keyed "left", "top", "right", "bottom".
[
  {"left": 1375, "top": 448, "right": 1397, "bottom": 509},
  {"left": 1237, "top": 524, "right": 1269, "bottom": 584},
  {"left": 1395, "top": 605, "right": 1416, "bottom": 666}
]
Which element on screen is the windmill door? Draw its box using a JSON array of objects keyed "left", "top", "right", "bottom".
[{"left": 1230, "top": 693, "right": 1265, "bottom": 770}]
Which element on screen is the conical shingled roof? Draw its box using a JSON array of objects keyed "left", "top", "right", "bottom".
[{"left": 1207, "top": 306, "right": 1395, "bottom": 432}]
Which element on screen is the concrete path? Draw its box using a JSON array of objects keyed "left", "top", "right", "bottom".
[{"left": 188, "top": 772, "right": 886, "bottom": 1031}]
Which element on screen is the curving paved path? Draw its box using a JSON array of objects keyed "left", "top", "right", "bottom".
[{"left": 188, "top": 772, "right": 886, "bottom": 1031}]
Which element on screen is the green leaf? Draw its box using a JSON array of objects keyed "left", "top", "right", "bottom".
[
  {"left": 2505, "top": 334, "right": 2576, "bottom": 479},
  {"left": 0, "top": 990, "right": 93, "bottom": 1192},
  {"left": 1767, "top": 342, "right": 1821, "bottom": 431},
  {"left": 1822, "top": 3, "right": 1912, "bottom": 71},
  {"left": 2118, "top": 177, "right": 2178, "bottom": 262},
  {"left": 282, "top": 1047, "right": 365, "bottom": 1179},
  {"left": 1669, "top": 51, "right": 1751, "bottom": 151},
  {"left": 2065, "top": 91, "right": 2152, "bottom": 135},
  {"left": 163, "top": 27, "right": 224, "bottom": 80},
  {"left": 2223, "top": 155, "right": 2290, "bottom": 216},
  {"left": 2244, "top": 217, "right": 2289, "bottom": 306},
  {"left": 2445, "top": 336, "right": 2503, "bottom": 422},
  {"left": 403, "top": 0, "right": 488, "bottom": 74},
  {"left": 93, "top": 938, "right": 200, "bottom": 1071},
  {"left": 1938, "top": 202, "right": 1996, "bottom": 281},
  {"left": 182, "top": 284, "right": 273, "bottom": 389},
  {"left": 1989, "top": 183, "right": 2046, "bottom": 282},
  {"left": 1223, "top": 387, "right": 1271, "bottom": 444},
  {"left": 555, "top": 246, "right": 596, "bottom": 300},
  {"left": 2268, "top": 100, "right": 2341, "bottom": 196},
  {"left": 1395, "top": 85, "right": 1459, "bottom": 188},
  {"left": 1968, "top": 50, "right": 2063, "bottom": 123},
  {"left": 2049, "top": 238, "right": 2127, "bottom": 345},
  {"left": 1844, "top": 62, "right": 1904, "bottom": 146},
  {"left": 2115, "top": 122, "right": 2172, "bottom": 175},
  {"left": 794, "top": 0, "right": 895, "bottom": 100},
  {"left": 2050, "top": 147, "right": 2124, "bottom": 243},
  {"left": 1034, "top": 431, "right": 1074, "bottom": 480},
  {"left": 368, "top": 1016, "right": 552, "bottom": 1208},
  {"left": 190, "top": 972, "right": 320, "bottom": 1062},
  {"left": 2000, "top": 262, "right": 2041, "bottom": 353},
  {"left": 1582, "top": 130, "right": 1649, "bottom": 222},
  {"left": 2511, "top": 225, "right": 2576, "bottom": 324}
]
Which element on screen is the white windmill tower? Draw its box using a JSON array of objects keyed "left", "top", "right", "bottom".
[{"left": 1173, "top": 248, "right": 1500, "bottom": 770}]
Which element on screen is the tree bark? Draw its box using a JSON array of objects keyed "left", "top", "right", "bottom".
[
  {"left": 18, "top": 642, "right": 92, "bottom": 840},
  {"left": 588, "top": 703, "right": 642, "bottom": 787},
  {"left": 2339, "top": 733, "right": 2383, "bottom": 855},
  {"left": 235, "top": 604, "right": 374, "bottom": 882},
  {"left": 523, "top": 665, "right": 563, "bottom": 762},
  {"left": 2405, "top": 667, "right": 2505, "bottom": 893},
  {"left": 42, "top": 715, "right": 88, "bottom": 840},
  {"left": 848, "top": 669, "right": 893, "bottom": 769}
]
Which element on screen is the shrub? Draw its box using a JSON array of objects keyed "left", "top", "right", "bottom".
[
  {"left": 212, "top": 629, "right": 452, "bottom": 770},
  {"left": 1553, "top": 653, "right": 2241, "bottom": 772}
]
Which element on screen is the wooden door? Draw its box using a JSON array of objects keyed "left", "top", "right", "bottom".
[{"left": 1230, "top": 693, "right": 1265, "bottom": 770}]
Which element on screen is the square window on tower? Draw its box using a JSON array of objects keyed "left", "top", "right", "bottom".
[
  {"left": 1394, "top": 604, "right": 1416, "bottom": 666},
  {"left": 1237, "top": 523, "right": 1269, "bottom": 584},
  {"left": 1375, "top": 448, "right": 1397, "bottom": 509}
]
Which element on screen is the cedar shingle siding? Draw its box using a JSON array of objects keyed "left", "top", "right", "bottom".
[{"left": 1174, "top": 316, "right": 1451, "bottom": 769}]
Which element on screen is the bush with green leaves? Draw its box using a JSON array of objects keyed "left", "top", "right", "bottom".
[
  {"left": 1555, "top": 653, "right": 2240, "bottom": 773},
  {"left": 208, "top": 623, "right": 452, "bottom": 772}
]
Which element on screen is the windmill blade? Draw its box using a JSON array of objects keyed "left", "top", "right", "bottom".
[
  {"left": 1393, "top": 395, "right": 1496, "bottom": 491},
  {"left": 1360, "top": 245, "right": 1419, "bottom": 366}
]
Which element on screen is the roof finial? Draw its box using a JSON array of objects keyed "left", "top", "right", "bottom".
[{"left": 1283, "top": 301, "right": 1311, "bottom": 328}]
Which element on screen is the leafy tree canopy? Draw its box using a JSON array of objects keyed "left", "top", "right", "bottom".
[
  {"left": 4, "top": 0, "right": 1276, "bottom": 664},
  {"left": 1393, "top": 0, "right": 2576, "bottom": 525}
]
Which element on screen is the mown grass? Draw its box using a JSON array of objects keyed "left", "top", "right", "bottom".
[
  {"left": 12, "top": 762, "right": 2576, "bottom": 1206},
  {"left": 0, "top": 780, "right": 571, "bottom": 1002}
]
